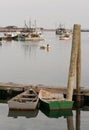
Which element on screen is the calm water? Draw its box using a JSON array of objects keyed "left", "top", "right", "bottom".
[
  {"left": 0, "top": 31, "right": 89, "bottom": 87},
  {"left": 0, "top": 31, "right": 89, "bottom": 130},
  {"left": 0, "top": 103, "right": 89, "bottom": 130}
]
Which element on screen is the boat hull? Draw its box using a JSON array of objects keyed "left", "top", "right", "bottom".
[
  {"left": 8, "top": 100, "right": 39, "bottom": 110},
  {"left": 40, "top": 99, "right": 74, "bottom": 110}
]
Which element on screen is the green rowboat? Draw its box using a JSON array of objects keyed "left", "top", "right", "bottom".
[{"left": 39, "top": 89, "right": 74, "bottom": 110}]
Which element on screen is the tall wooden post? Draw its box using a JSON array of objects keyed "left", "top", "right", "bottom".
[
  {"left": 67, "top": 24, "right": 80, "bottom": 101},
  {"left": 76, "top": 25, "right": 81, "bottom": 102}
]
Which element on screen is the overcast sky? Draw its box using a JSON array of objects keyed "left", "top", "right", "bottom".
[{"left": 0, "top": 0, "right": 89, "bottom": 29}]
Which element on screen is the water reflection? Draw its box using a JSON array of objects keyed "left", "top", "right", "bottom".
[
  {"left": 21, "top": 41, "right": 51, "bottom": 58},
  {"left": 41, "top": 108, "right": 74, "bottom": 130},
  {"left": 76, "top": 109, "right": 80, "bottom": 130},
  {"left": 40, "top": 108, "right": 73, "bottom": 118},
  {"left": 3, "top": 102, "right": 89, "bottom": 130},
  {"left": 40, "top": 107, "right": 89, "bottom": 130},
  {"left": 67, "top": 116, "right": 74, "bottom": 130},
  {"left": 21, "top": 41, "right": 39, "bottom": 58},
  {"left": 8, "top": 109, "right": 39, "bottom": 118}
]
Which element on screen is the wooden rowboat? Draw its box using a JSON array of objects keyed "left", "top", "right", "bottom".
[
  {"left": 39, "top": 89, "right": 73, "bottom": 110},
  {"left": 8, "top": 89, "right": 39, "bottom": 110}
]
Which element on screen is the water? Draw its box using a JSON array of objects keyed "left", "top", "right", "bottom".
[
  {"left": 0, "top": 31, "right": 89, "bottom": 87},
  {"left": 0, "top": 31, "right": 72, "bottom": 86},
  {"left": 0, "top": 103, "right": 89, "bottom": 130},
  {"left": 0, "top": 31, "right": 89, "bottom": 130}
]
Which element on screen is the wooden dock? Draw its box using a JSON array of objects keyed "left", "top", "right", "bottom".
[{"left": 0, "top": 82, "right": 89, "bottom": 98}]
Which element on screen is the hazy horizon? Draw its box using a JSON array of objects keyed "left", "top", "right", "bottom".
[{"left": 0, "top": 0, "right": 89, "bottom": 29}]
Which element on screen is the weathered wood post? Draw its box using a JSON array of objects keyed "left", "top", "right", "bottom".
[
  {"left": 67, "top": 24, "right": 80, "bottom": 101},
  {"left": 76, "top": 25, "right": 81, "bottom": 102}
]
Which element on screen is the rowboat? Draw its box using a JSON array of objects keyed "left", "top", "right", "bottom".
[
  {"left": 8, "top": 89, "right": 39, "bottom": 110},
  {"left": 39, "top": 89, "right": 74, "bottom": 110}
]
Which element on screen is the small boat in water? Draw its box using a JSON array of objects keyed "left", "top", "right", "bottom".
[
  {"left": 59, "top": 32, "right": 71, "bottom": 40},
  {"left": 8, "top": 89, "right": 39, "bottom": 110},
  {"left": 25, "top": 33, "right": 44, "bottom": 41},
  {"left": 2, "top": 32, "right": 18, "bottom": 41},
  {"left": 17, "top": 29, "right": 44, "bottom": 41},
  {"left": 40, "top": 44, "right": 51, "bottom": 50},
  {"left": 39, "top": 89, "right": 73, "bottom": 110},
  {"left": 56, "top": 24, "right": 67, "bottom": 35}
]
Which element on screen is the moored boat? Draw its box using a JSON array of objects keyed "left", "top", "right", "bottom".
[
  {"left": 59, "top": 32, "right": 72, "bottom": 40},
  {"left": 25, "top": 33, "right": 44, "bottom": 41},
  {"left": 40, "top": 44, "right": 51, "bottom": 50},
  {"left": 8, "top": 88, "right": 39, "bottom": 110},
  {"left": 56, "top": 24, "right": 66, "bottom": 35},
  {"left": 17, "top": 32, "right": 44, "bottom": 41},
  {"left": 39, "top": 89, "right": 74, "bottom": 110},
  {"left": 2, "top": 32, "right": 18, "bottom": 41}
]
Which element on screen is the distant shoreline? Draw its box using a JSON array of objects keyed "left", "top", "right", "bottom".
[{"left": 0, "top": 27, "right": 88, "bottom": 32}]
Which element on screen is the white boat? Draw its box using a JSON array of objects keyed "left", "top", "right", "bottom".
[
  {"left": 18, "top": 32, "right": 44, "bottom": 41},
  {"left": 2, "top": 32, "right": 18, "bottom": 41},
  {"left": 25, "top": 33, "right": 44, "bottom": 41},
  {"left": 59, "top": 32, "right": 71, "bottom": 40},
  {"left": 8, "top": 89, "right": 39, "bottom": 110}
]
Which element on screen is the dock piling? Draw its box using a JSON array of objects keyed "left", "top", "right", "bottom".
[
  {"left": 67, "top": 24, "right": 80, "bottom": 101},
  {"left": 76, "top": 25, "right": 81, "bottom": 102}
]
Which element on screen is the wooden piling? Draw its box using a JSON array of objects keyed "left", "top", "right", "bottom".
[
  {"left": 67, "top": 24, "right": 80, "bottom": 101},
  {"left": 76, "top": 25, "right": 81, "bottom": 102}
]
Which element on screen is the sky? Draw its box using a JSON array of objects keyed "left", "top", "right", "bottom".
[{"left": 0, "top": 0, "right": 89, "bottom": 29}]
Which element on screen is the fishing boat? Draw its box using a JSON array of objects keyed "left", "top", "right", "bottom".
[
  {"left": 18, "top": 21, "right": 44, "bottom": 41},
  {"left": 56, "top": 28, "right": 66, "bottom": 35},
  {"left": 56, "top": 24, "right": 67, "bottom": 35},
  {"left": 39, "top": 89, "right": 74, "bottom": 110},
  {"left": 25, "top": 32, "right": 44, "bottom": 41},
  {"left": 8, "top": 88, "right": 39, "bottom": 110},
  {"left": 2, "top": 32, "right": 18, "bottom": 41},
  {"left": 18, "top": 32, "right": 44, "bottom": 41}
]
